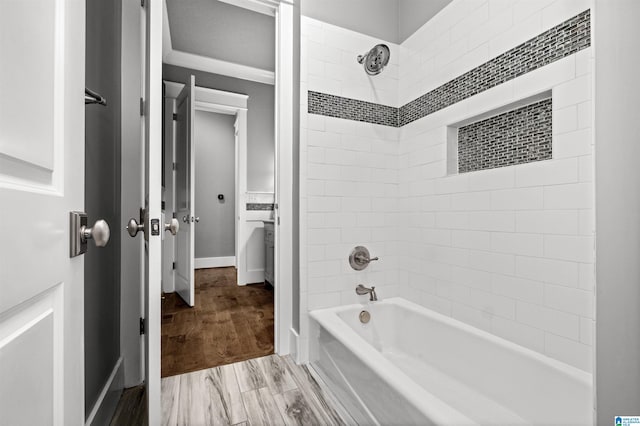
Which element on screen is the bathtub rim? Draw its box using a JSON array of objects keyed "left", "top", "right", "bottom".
[{"left": 310, "top": 297, "right": 593, "bottom": 424}]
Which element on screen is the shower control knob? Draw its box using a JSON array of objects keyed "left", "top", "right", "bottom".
[
  {"left": 82, "top": 219, "right": 110, "bottom": 247},
  {"left": 164, "top": 218, "right": 179, "bottom": 235},
  {"left": 356, "top": 254, "right": 379, "bottom": 263},
  {"left": 349, "top": 246, "right": 379, "bottom": 271}
]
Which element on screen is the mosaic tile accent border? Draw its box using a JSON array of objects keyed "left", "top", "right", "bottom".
[
  {"left": 457, "top": 98, "right": 553, "bottom": 173},
  {"left": 246, "top": 203, "right": 274, "bottom": 211},
  {"left": 308, "top": 9, "right": 590, "bottom": 128},
  {"left": 400, "top": 9, "right": 590, "bottom": 126},
  {"left": 308, "top": 91, "right": 399, "bottom": 127}
]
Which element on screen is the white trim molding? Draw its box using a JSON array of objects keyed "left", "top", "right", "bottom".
[
  {"left": 289, "top": 328, "right": 299, "bottom": 362},
  {"left": 194, "top": 256, "right": 236, "bottom": 269},
  {"left": 246, "top": 268, "right": 267, "bottom": 284},
  {"left": 85, "top": 357, "right": 123, "bottom": 426},
  {"left": 164, "top": 81, "right": 250, "bottom": 110},
  {"left": 164, "top": 50, "right": 275, "bottom": 85},
  {"left": 274, "top": 0, "right": 294, "bottom": 356},
  {"left": 217, "top": 0, "right": 276, "bottom": 16},
  {"left": 162, "top": 0, "right": 275, "bottom": 85}
]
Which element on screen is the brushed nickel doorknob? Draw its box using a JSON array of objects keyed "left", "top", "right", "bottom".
[
  {"left": 182, "top": 215, "right": 189, "bottom": 223},
  {"left": 70, "top": 212, "right": 111, "bottom": 257},
  {"left": 194, "top": 216, "right": 200, "bottom": 223},
  {"left": 164, "top": 217, "right": 179, "bottom": 235},
  {"left": 82, "top": 219, "right": 110, "bottom": 247},
  {"left": 126, "top": 218, "right": 144, "bottom": 238}
]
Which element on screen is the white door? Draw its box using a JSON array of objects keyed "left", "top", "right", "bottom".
[
  {"left": 174, "top": 75, "right": 196, "bottom": 307},
  {"left": 143, "top": 0, "right": 163, "bottom": 423},
  {"left": 0, "top": 1, "right": 86, "bottom": 425},
  {"left": 123, "top": 0, "right": 163, "bottom": 421}
]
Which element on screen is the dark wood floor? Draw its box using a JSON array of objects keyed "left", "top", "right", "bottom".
[
  {"left": 161, "top": 267, "right": 274, "bottom": 378},
  {"left": 110, "top": 385, "right": 146, "bottom": 426}
]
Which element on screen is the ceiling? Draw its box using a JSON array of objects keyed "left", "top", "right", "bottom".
[
  {"left": 398, "top": 0, "right": 453, "bottom": 42},
  {"left": 165, "top": 0, "right": 275, "bottom": 72},
  {"left": 301, "top": 0, "right": 453, "bottom": 44},
  {"left": 164, "top": 0, "right": 453, "bottom": 76}
]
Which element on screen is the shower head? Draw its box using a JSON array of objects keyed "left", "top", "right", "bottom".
[{"left": 357, "top": 44, "right": 390, "bottom": 76}]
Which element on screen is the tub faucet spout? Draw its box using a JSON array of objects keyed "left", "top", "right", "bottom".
[{"left": 356, "top": 284, "right": 377, "bottom": 301}]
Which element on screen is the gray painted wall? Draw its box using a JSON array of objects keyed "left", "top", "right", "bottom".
[
  {"left": 301, "top": 0, "right": 398, "bottom": 43},
  {"left": 85, "top": 0, "right": 121, "bottom": 417},
  {"left": 194, "top": 110, "right": 236, "bottom": 258},
  {"left": 398, "top": 0, "right": 452, "bottom": 42},
  {"left": 163, "top": 64, "right": 275, "bottom": 193},
  {"left": 301, "top": 0, "right": 451, "bottom": 44},
  {"left": 595, "top": 0, "right": 640, "bottom": 421},
  {"left": 167, "top": 0, "right": 275, "bottom": 71}
]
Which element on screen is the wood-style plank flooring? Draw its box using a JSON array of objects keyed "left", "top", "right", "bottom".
[
  {"left": 161, "top": 354, "right": 356, "bottom": 426},
  {"left": 162, "top": 267, "right": 274, "bottom": 377},
  {"left": 110, "top": 385, "right": 146, "bottom": 426}
]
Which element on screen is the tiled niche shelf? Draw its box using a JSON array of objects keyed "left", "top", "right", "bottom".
[{"left": 447, "top": 91, "right": 553, "bottom": 175}]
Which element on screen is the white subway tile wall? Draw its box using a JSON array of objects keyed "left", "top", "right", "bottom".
[{"left": 300, "top": 0, "right": 594, "bottom": 373}]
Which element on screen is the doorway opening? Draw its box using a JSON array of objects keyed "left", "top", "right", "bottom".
[
  {"left": 118, "top": 0, "right": 295, "bottom": 419},
  {"left": 160, "top": 80, "right": 276, "bottom": 377}
]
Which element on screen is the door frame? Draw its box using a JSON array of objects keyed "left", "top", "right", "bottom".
[
  {"left": 193, "top": 90, "right": 249, "bottom": 288},
  {"left": 272, "top": 0, "right": 295, "bottom": 357},
  {"left": 166, "top": 82, "right": 250, "bottom": 285},
  {"left": 151, "top": 0, "right": 295, "bottom": 378}
]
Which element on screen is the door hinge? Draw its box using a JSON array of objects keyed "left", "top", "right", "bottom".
[
  {"left": 139, "top": 317, "right": 145, "bottom": 335},
  {"left": 172, "top": 162, "right": 177, "bottom": 171},
  {"left": 139, "top": 98, "right": 144, "bottom": 116},
  {"left": 172, "top": 262, "right": 176, "bottom": 270},
  {"left": 141, "top": 0, "right": 145, "bottom": 8},
  {"left": 172, "top": 113, "right": 178, "bottom": 121}
]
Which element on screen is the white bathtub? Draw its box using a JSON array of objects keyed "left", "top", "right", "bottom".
[{"left": 309, "top": 298, "right": 592, "bottom": 425}]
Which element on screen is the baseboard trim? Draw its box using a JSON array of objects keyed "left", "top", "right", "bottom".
[
  {"left": 194, "top": 256, "right": 236, "bottom": 269},
  {"left": 289, "top": 328, "right": 299, "bottom": 361},
  {"left": 86, "top": 357, "right": 124, "bottom": 426},
  {"left": 243, "top": 268, "right": 265, "bottom": 285}
]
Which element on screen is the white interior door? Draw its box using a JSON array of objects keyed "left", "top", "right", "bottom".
[
  {"left": 143, "top": 0, "right": 163, "bottom": 423},
  {"left": 174, "top": 75, "right": 196, "bottom": 307},
  {"left": 0, "top": 0, "right": 85, "bottom": 424}
]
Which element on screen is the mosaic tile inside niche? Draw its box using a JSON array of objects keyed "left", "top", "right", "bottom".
[
  {"left": 457, "top": 98, "right": 553, "bottom": 173},
  {"left": 307, "top": 9, "right": 590, "bottom": 128}
]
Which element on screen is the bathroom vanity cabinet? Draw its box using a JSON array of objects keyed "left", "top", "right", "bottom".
[{"left": 263, "top": 221, "right": 275, "bottom": 286}]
